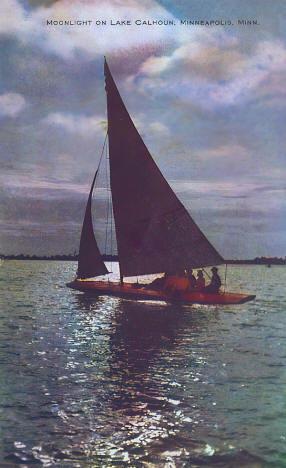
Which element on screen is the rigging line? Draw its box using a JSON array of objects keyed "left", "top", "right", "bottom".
[
  {"left": 94, "top": 132, "right": 108, "bottom": 190},
  {"left": 202, "top": 268, "right": 212, "bottom": 280},
  {"left": 91, "top": 131, "right": 108, "bottom": 256}
]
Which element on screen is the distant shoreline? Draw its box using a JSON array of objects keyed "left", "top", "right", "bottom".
[
  {"left": 1, "top": 255, "right": 286, "bottom": 265},
  {"left": 1, "top": 254, "right": 117, "bottom": 261}
]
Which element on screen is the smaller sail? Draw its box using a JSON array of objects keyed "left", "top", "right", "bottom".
[{"left": 77, "top": 170, "right": 109, "bottom": 278}]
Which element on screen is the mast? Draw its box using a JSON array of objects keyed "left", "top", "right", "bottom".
[{"left": 104, "top": 58, "right": 223, "bottom": 277}]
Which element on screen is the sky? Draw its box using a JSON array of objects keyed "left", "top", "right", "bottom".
[{"left": 0, "top": 0, "right": 286, "bottom": 258}]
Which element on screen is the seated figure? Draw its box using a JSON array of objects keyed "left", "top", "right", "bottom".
[
  {"left": 195, "top": 270, "right": 205, "bottom": 291},
  {"left": 204, "top": 267, "right": 221, "bottom": 294},
  {"left": 187, "top": 269, "right": 197, "bottom": 290}
]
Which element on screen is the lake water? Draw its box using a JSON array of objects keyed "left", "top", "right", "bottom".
[{"left": 0, "top": 261, "right": 286, "bottom": 467}]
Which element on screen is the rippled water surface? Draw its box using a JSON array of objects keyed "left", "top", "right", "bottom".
[{"left": 1, "top": 261, "right": 286, "bottom": 467}]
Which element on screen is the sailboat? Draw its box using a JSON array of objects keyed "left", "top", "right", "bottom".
[{"left": 67, "top": 59, "right": 255, "bottom": 305}]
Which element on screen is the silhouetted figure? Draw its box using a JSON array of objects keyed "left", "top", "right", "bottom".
[
  {"left": 195, "top": 270, "right": 205, "bottom": 291},
  {"left": 187, "top": 269, "right": 197, "bottom": 289},
  {"left": 204, "top": 267, "right": 221, "bottom": 294}
]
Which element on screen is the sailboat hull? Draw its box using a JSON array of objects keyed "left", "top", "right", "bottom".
[{"left": 67, "top": 280, "right": 255, "bottom": 305}]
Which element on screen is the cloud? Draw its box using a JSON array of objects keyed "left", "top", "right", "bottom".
[
  {"left": 170, "top": 179, "right": 286, "bottom": 212},
  {"left": 6, "top": 0, "right": 285, "bottom": 110},
  {"left": 0, "top": 0, "right": 179, "bottom": 60},
  {"left": 170, "top": 180, "right": 256, "bottom": 197},
  {"left": 135, "top": 38, "right": 286, "bottom": 108},
  {"left": 0, "top": 0, "right": 27, "bottom": 36},
  {"left": 0, "top": 92, "right": 26, "bottom": 117},
  {"left": 148, "top": 121, "right": 169, "bottom": 135},
  {"left": 140, "top": 56, "right": 172, "bottom": 75},
  {"left": 140, "top": 32, "right": 242, "bottom": 80},
  {"left": 209, "top": 40, "right": 286, "bottom": 105},
  {"left": 42, "top": 112, "right": 106, "bottom": 136},
  {"left": 1, "top": 169, "right": 110, "bottom": 200},
  {"left": 132, "top": 114, "right": 170, "bottom": 136},
  {"left": 195, "top": 144, "right": 249, "bottom": 159}
]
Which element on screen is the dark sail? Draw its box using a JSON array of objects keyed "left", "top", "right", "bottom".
[
  {"left": 104, "top": 59, "right": 224, "bottom": 277},
  {"left": 77, "top": 170, "right": 109, "bottom": 278}
]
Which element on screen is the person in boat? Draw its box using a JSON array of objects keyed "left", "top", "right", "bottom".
[
  {"left": 195, "top": 270, "right": 205, "bottom": 291},
  {"left": 187, "top": 269, "right": 197, "bottom": 289},
  {"left": 204, "top": 267, "right": 221, "bottom": 293}
]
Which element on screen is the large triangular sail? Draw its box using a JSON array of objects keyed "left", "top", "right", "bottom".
[
  {"left": 77, "top": 170, "right": 109, "bottom": 278},
  {"left": 104, "top": 59, "right": 224, "bottom": 277}
]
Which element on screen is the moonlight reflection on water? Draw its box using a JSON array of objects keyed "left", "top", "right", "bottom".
[{"left": 0, "top": 261, "right": 285, "bottom": 466}]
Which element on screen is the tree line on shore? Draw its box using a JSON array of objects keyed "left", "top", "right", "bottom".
[
  {"left": 0, "top": 254, "right": 118, "bottom": 261},
  {"left": 225, "top": 257, "right": 286, "bottom": 265},
  {"left": 1, "top": 254, "right": 286, "bottom": 264}
]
